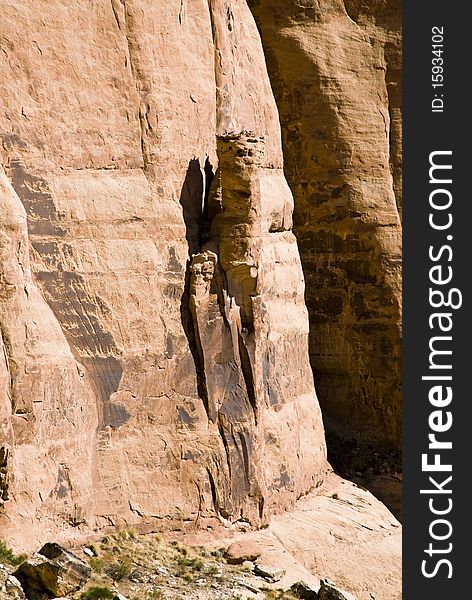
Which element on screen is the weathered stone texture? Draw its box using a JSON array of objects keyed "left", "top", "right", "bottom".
[
  {"left": 249, "top": 0, "right": 402, "bottom": 451},
  {"left": 0, "top": 0, "right": 327, "bottom": 548},
  {"left": 14, "top": 543, "right": 91, "bottom": 598}
]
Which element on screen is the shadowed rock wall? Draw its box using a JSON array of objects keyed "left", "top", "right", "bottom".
[{"left": 249, "top": 0, "right": 402, "bottom": 453}]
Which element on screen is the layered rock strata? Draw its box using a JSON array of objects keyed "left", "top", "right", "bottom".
[
  {"left": 0, "top": 0, "right": 327, "bottom": 549},
  {"left": 249, "top": 0, "right": 402, "bottom": 451}
]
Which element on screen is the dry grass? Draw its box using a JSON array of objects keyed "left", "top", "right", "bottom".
[{"left": 73, "top": 530, "right": 243, "bottom": 600}]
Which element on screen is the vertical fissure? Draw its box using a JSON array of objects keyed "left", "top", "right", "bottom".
[{"left": 237, "top": 332, "right": 257, "bottom": 425}]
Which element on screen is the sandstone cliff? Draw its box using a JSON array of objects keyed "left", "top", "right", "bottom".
[
  {"left": 0, "top": 0, "right": 328, "bottom": 549},
  {"left": 249, "top": 0, "right": 402, "bottom": 454},
  {"left": 0, "top": 5, "right": 403, "bottom": 596}
]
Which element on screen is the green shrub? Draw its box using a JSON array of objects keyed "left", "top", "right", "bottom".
[
  {"left": 205, "top": 563, "right": 220, "bottom": 576},
  {"left": 106, "top": 559, "right": 132, "bottom": 581},
  {"left": 79, "top": 586, "right": 115, "bottom": 600},
  {"left": 176, "top": 556, "right": 204, "bottom": 571},
  {"left": 88, "top": 556, "right": 104, "bottom": 574},
  {"left": 117, "top": 528, "right": 136, "bottom": 541},
  {"left": 0, "top": 540, "right": 27, "bottom": 566},
  {"left": 182, "top": 569, "right": 194, "bottom": 582}
]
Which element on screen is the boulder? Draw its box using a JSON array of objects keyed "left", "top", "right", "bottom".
[
  {"left": 253, "top": 564, "right": 286, "bottom": 583},
  {"left": 319, "top": 579, "right": 357, "bottom": 600},
  {"left": 14, "top": 543, "right": 90, "bottom": 598},
  {"left": 290, "top": 580, "right": 319, "bottom": 599},
  {"left": 1, "top": 564, "right": 25, "bottom": 599},
  {"left": 224, "top": 541, "right": 264, "bottom": 564}
]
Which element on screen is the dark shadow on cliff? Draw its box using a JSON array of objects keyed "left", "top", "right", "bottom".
[
  {"left": 7, "top": 159, "right": 128, "bottom": 431},
  {"left": 179, "top": 157, "right": 204, "bottom": 256},
  {"left": 248, "top": 5, "right": 402, "bottom": 522},
  {"left": 179, "top": 157, "right": 216, "bottom": 414},
  {"left": 326, "top": 431, "right": 403, "bottom": 521}
]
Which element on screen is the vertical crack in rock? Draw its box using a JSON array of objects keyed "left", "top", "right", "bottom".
[
  {"left": 205, "top": 467, "right": 219, "bottom": 514},
  {"left": 0, "top": 446, "right": 9, "bottom": 504},
  {"left": 237, "top": 430, "right": 251, "bottom": 488},
  {"left": 110, "top": 0, "right": 124, "bottom": 31},
  {"left": 179, "top": 158, "right": 211, "bottom": 415},
  {"left": 180, "top": 266, "right": 211, "bottom": 416},
  {"left": 237, "top": 332, "right": 257, "bottom": 424}
]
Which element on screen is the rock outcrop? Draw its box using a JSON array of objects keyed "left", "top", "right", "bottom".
[
  {"left": 249, "top": 0, "right": 402, "bottom": 452},
  {"left": 184, "top": 472, "right": 401, "bottom": 600},
  {"left": 14, "top": 543, "right": 90, "bottom": 599},
  {"left": 0, "top": 0, "right": 327, "bottom": 548}
]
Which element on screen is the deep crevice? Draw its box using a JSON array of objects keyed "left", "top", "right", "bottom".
[
  {"left": 237, "top": 333, "right": 258, "bottom": 425},
  {"left": 180, "top": 265, "right": 210, "bottom": 416},
  {"left": 258, "top": 496, "right": 264, "bottom": 520},
  {"left": 217, "top": 416, "right": 232, "bottom": 480},
  {"left": 206, "top": 467, "right": 219, "bottom": 514},
  {"left": 0, "top": 446, "right": 10, "bottom": 503},
  {"left": 237, "top": 431, "right": 251, "bottom": 487},
  {"left": 179, "top": 158, "right": 216, "bottom": 417}
]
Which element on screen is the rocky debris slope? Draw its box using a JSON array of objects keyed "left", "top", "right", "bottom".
[
  {"left": 0, "top": 474, "right": 400, "bottom": 600},
  {"left": 249, "top": 0, "right": 402, "bottom": 455},
  {"left": 206, "top": 473, "right": 401, "bottom": 600},
  {"left": 0, "top": 0, "right": 327, "bottom": 548},
  {"left": 1, "top": 539, "right": 353, "bottom": 600}
]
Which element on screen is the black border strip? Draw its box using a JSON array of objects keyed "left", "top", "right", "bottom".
[{"left": 403, "top": 2, "right": 469, "bottom": 596}]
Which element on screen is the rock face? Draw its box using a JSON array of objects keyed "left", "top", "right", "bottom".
[
  {"left": 249, "top": 0, "right": 402, "bottom": 452},
  {"left": 0, "top": 0, "right": 327, "bottom": 548},
  {"left": 250, "top": 473, "right": 401, "bottom": 600}
]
